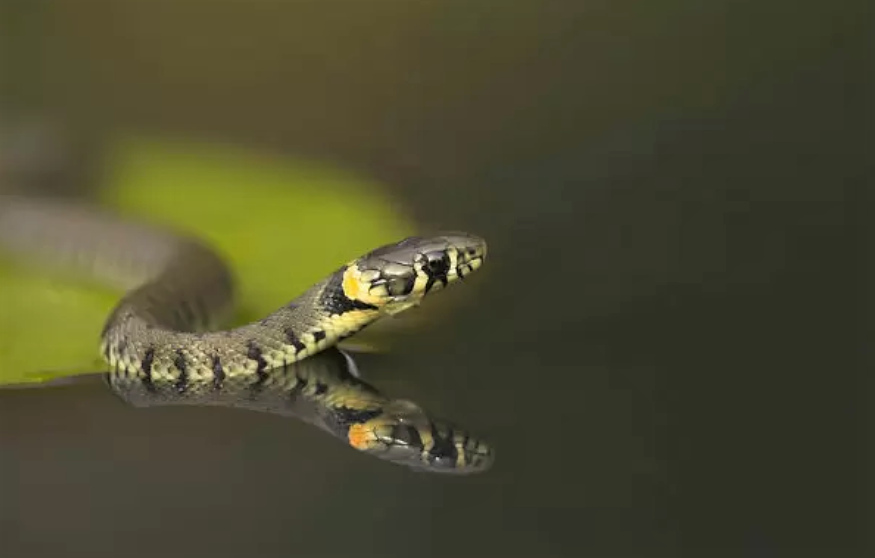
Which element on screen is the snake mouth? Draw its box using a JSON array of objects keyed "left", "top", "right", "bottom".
[{"left": 455, "top": 255, "right": 484, "bottom": 281}]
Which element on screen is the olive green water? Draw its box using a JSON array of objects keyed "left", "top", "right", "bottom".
[{"left": 0, "top": 2, "right": 864, "bottom": 557}]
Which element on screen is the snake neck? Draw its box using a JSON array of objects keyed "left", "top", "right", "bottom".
[{"left": 101, "top": 268, "right": 386, "bottom": 394}]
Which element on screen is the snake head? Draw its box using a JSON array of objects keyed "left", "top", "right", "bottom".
[
  {"left": 341, "top": 232, "right": 487, "bottom": 313},
  {"left": 346, "top": 399, "right": 495, "bottom": 474}
]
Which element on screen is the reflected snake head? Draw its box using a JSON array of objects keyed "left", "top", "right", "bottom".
[{"left": 346, "top": 399, "right": 495, "bottom": 474}]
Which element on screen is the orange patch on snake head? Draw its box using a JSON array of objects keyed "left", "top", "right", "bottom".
[{"left": 347, "top": 423, "right": 375, "bottom": 450}]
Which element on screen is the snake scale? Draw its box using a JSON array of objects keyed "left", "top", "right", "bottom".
[{"left": 0, "top": 194, "right": 493, "bottom": 474}]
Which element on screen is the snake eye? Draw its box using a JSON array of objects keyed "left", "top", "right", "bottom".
[
  {"left": 386, "top": 275, "right": 415, "bottom": 297},
  {"left": 391, "top": 424, "right": 422, "bottom": 448},
  {"left": 423, "top": 252, "right": 450, "bottom": 276}
]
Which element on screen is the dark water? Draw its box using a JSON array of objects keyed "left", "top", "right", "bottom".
[{"left": 0, "top": 2, "right": 865, "bottom": 557}]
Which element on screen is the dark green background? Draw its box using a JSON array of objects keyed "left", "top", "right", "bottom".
[{"left": 0, "top": 2, "right": 864, "bottom": 557}]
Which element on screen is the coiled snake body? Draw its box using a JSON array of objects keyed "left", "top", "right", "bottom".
[{"left": 0, "top": 195, "right": 492, "bottom": 474}]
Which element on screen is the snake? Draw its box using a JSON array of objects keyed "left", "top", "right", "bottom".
[{"left": 0, "top": 194, "right": 493, "bottom": 474}]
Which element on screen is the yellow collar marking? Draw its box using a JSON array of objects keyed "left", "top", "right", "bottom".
[{"left": 341, "top": 264, "right": 384, "bottom": 306}]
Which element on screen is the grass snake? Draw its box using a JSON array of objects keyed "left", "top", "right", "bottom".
[{"left": 0, "top": 194, "right": 492, "bottom": 474}]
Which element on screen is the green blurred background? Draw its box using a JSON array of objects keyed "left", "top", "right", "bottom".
[{"left": 0, "top": 2, "right": 864, "bottom": 557}]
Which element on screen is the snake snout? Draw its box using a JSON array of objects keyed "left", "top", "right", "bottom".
[{"left": 438, "top": 232, "right": 486, "bottom": 282}]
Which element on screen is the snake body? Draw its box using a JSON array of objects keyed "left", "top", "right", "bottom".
[{"left": 0, "top": 195, "right": 492, "bottom": 473}]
